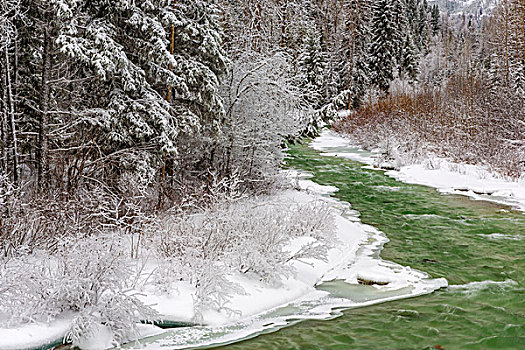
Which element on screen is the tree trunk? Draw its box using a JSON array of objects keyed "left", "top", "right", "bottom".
[
  {"left": 4, "top": 46, "right": 19, "bottom": 186},
  {"left": 0, "top": 53, "right": 8, "bottom": 176},
  {"left": 38, "top": 27, "right": 51, "bottom": 189},
  {"left": 166, "top": 0, "right": 177, "bottom": 102},
  {"left": 347, "top": 6, "right": 357, "bottom": 110},
  {"left": 504, "top": 0, "right": 510, "bottom": 87},
  {"left": 280, "top": 0, "right": 288, "bottom": 47}
]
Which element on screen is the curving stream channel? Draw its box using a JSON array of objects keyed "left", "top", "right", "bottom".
[{"left": 131, "top": 141, "right": 524, "bottom": 350}]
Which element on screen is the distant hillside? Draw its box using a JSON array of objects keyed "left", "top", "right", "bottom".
[{"left": 429, "top": 0, "right": 497, "bottom": 15}]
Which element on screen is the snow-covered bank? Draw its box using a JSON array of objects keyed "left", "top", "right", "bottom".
[
  {"left": 0, "top": 318, "right": 71, "bottom": 350},
  {"left": 312, "top": 129, "right": 525, "bottom": 213},
  {"left": 138, "top": 179, "right": 445, "bottom": 326}
]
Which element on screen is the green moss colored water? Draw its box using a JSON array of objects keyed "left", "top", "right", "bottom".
[{"left": 215, "top": 143, "right": 525, "bottom": 350}]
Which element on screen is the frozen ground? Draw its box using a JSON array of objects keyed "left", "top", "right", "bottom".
[{"left": 312, "top": 129, "right": 525, "bottom": 213}]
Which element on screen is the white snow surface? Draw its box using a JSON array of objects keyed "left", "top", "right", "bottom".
[
  {"left": 0, "top": 317, "right": 163, "bottom": 350},
  {"left": 76, "top": 324, "right": 164, "bottom": 350},
  {"left": 0, "top": 317, "right": 71, "bottom": 350},
  {"left": 312, "top": 129, "right": 525, "bottom": 213}
]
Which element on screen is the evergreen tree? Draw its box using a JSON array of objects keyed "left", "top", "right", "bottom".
[
  {"left": 511, "top": 61, "right": 525, "bottom": 98},
  {"left": 488, "top": 54, "right": 503, "bottom": 94},
  {"left": 296, "top": 26, "right": 328, "bottom": 109},
  {"left": 393, "top": 0, "right": 410, "bottom": 65},
  {"left": 369, "top": 0, "right": 399, "bottom": 94},
  {"left": 400, "top": 33, "right": 419, "bottom": 82},
  {"left": 168, "top": 0, "right": 228, "bottom": 172},
  {"left": 15, "top": 0, "right": 227, "bottom": 189},
  {"left": 341, "top": 0, "right": 372, "bottom": 109},
  {"left": 404, "top": 0, "right": 419, "bottom": 38},
  {"left": 416, "top": 0, "right": 432, "bottom": 53},
  {"left": 431, "top": 4, "right": 441, "bottom": 35}
]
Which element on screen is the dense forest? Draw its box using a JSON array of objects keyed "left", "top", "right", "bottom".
[{"left": 1, "top": 0, "right": 524, "bottom": 347}]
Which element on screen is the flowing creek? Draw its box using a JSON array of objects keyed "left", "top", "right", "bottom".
[{"left": 130, "top": 141, "right": 524, "bottom": 350}]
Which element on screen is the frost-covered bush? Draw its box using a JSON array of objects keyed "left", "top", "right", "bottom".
[
  {"left": 0, "top": 179, "right": 158, "bottom": 260},
  {"left": 0, "top": 234, "right": 157, "bottom": 346},
  {"left": 0, "top": 193, "right": 69, "bottom": 258},
  {"left": 218, "top": 51, "right": 307, "bottom": 190},
  {"left": 155, "top": 196, "right": 336, "bottom": 318},
  {"left": 204, "top": 170, "right": 247, "bottom": 205},
  {"left": 191, "top": 263, "right": 245, "bottom": 323},
  {"left": 222, "top": 200, "right": 336, "bottom": 283}
]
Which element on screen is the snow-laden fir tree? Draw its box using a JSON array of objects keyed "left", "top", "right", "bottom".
[
  {"left": 393, "top": 0, "right": 411, "bottom": 67},
  {"left": 431, "top": 4, "right": 441, "bottom": 35},
  {"left": 511, "top": 61, "right": 525, "bottom": 98},
  {"left": 168, "top": 0, "right": 228, "bottom": 174},
  {"left": 15, "top": 0, "right": 178, "bottom": 188},
  {"left": 15, "top": 0, "right": 227, "bottom": 192},
  {"left": 339, "top": 0, "right": 372, "bottom": 109},
  {"left": 51, "top": 2, "right": 154, "bottom": 150},
  {"left": 404, "top": 0, "right": 432, "bottom": 54},
  {"left": 400, "top": 32, "right": 419, "bottom": 82},
  {"left": 296, "top": 25, "right": 328, "bottom": 109},
  {"left": 416, "top": 0, "right": 432, "bottom": 54},
  {"left": 369, "top": 0, "right": 400, "bottom": 94},
  {"left": 487, "top": 54, "right": 503, "bottom": 93}
]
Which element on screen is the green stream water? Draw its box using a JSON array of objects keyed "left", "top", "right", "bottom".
[{"left": 213, "top": 143, "right": 525, "bottom": 350}]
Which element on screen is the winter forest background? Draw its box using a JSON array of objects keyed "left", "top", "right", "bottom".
[{"left": 1, "top": 0, "right": 524, "bottom": 346}]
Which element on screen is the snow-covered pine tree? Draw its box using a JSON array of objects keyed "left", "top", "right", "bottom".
[
  {"left": 13, "top": 0, "right": 227, "bottom": 192},
  {"left": 296, "top": 25, "right": 328, "bottom": 109},
  {"left": 431, "top": 4, "right": 441, "bottom": 35},
  {"left": 369, "top": 0, "right": 400, "bottom": 94},
  {"left": 393, "top": 0, "right": 408, "bottom": 59},
  {"left": 404, "top": 0, "right": 419, "bottom": 44},
  {"left": 416, "top": 0, "right": 432, "bottom": 54},
  {"left": 340, "top": 0, "right": 372, "bottom": 109},
  {"left": 404, "top": 0, "right": 432, "bottom": 55},
  {"left": 400, "top": 33, "right": 419, "bottom": 82},
  {"left": 511, "top": 61, "right": 525, "bottom": 98},
  {"left": 14, "top": 0, "right": 178, "bottom": 188},
  {"left": 168, "top": 0, "right": 228, "bottom": 173}
]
